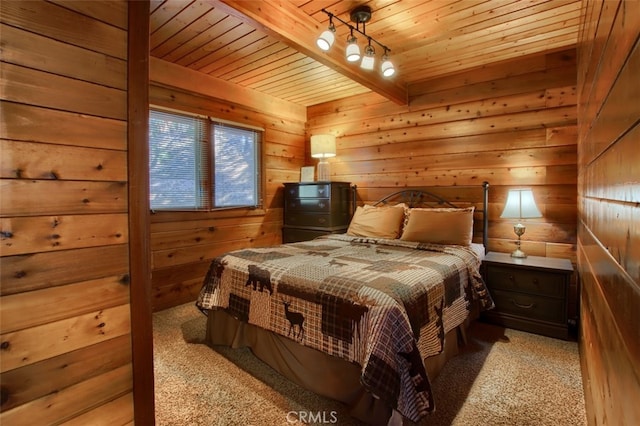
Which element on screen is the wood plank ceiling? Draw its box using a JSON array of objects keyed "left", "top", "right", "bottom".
[{"left": 150, "top": 0, "right": 582, "bottom": 107}]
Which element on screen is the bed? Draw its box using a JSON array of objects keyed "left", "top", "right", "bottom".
[{"left": 196, "top": 183, "right": 494, "bottom": 425}]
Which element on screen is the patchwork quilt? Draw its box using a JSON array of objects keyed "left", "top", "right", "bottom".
[{"left": 196, "top": 234, "right": 494, "bottom": 422}]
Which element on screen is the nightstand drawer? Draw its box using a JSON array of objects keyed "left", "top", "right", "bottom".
[
  {"left": 491, "top": 289, "right": 565, "bottom": 323},
  {"left": 286, "top": 184, "right": 331, "bottom": 198},
  {"left": 485, "top": 265, "right": 565, "bottom": 298}
]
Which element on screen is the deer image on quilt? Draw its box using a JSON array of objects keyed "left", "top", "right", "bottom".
[{"left": 282, "top": 299, "right": 305, "bottom": 341}]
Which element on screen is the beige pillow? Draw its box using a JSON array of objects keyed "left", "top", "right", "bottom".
[
  {"left": 400, "top": 207, "right": 475, "bottom": 245},
  {"left": 347, "top": 204, "right": 406, "bottom": 239}
]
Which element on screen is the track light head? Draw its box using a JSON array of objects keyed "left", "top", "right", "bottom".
[
  {"left": 360, "top": 42, "right": 375, "bottom": 70},
  {"left": 316, "top": 21, "right": 335, "bottom": 51},
  {"left": 381, "top": 49, "right": 395, "bottom": 77},
  {"left": 345, "top": 31, "right": 360, "bottom": 62}
]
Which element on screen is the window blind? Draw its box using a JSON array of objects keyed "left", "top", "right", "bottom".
[
  {"left": 213, "top": 123, "right": 261, "bottom": 208},
  {"left": 149, "top": 109, "right": 210, "bottom": 210}
]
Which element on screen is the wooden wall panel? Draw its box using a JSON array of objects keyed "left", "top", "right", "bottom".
[
  {"left": 307, "top": 48, "right": 578, "bottom": 261},
  {"left": 1, "top": 277, "right": 130, "bottom": 333},
  {"left": 1, "top": 364, "right": 132, "bottom": 426},
  {"left": 0, "top": 23, "right": 127, "bottom": 90},
  {"left": 1, "top": 335, "right": 131, "bottom": 412},
  {"left": 1, "top": 304, "right": 131, "bottom": 373},
  {"left": 576, "top": 0, "right": 640, "bottom": 424},
  {"left": 0, "top": 180, "right": 127, "bottom": 216},
  {"left": 1, "top": 246, "right": 129, "bottom": 296},
  {"left": 61, "top": 393, "right": 134, "bottom": 426},
  {"left": 0, "top": 102, "right": 127, "bottom": 150},
  {"left": 148, "top": 61, "right": 306, "bottom": 311},
  {"left": 1, "top": 140, "right": 128, "bottom": 181},
  {"left": 1, "top": 62, "right": 127, "bottom": 121},
  {"left": 1, "top": 213, "right": 128, "bottom": 256},
  {"left": 0, "top": 1, "right": 134, "bottom": 423},
  {"left": 0, "top": 0, "right": 127, "bottom": 59}
]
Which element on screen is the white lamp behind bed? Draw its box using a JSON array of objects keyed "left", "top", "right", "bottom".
[
  {"left": 500, "top": 188, "right": 542, "bottom": 258},
  {"left": 310, "top": 134, "right": 336, "bottom": 181}
]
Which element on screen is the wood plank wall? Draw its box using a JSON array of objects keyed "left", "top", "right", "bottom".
[
  {"left": 576, "top": 0, "right": 640, "bottom": 424},
  {"left": 307, "top": 48, "right": 578, "bottom": 259},
  {"left": 148, "top": 58, "right": 307, "bottom": 312},
  {"left": 0, "top": 0, "right": 136, "bottom": 424}
]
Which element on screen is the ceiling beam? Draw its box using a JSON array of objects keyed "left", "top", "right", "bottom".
[{"left": 212, "top": 0, "right": 408, "bottom": 106}]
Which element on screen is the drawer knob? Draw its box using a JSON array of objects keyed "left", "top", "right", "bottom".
[
  {"left": 318, "top": 218, "right": 326, "bottom": 224},
  {"left": 532, "top": 278, "right": 539, "bottom": 286},
  {"left": 511, "top": 299, "right": 535, "bottom": 310},
  {"left": 318, "top": 202, "right": 326, "bottom": 208}
]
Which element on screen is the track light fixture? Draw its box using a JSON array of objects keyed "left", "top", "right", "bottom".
[{"left": 316, "top": 6, "right": 396, "bottom": 78}]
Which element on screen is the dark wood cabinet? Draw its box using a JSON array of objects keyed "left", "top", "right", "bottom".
[
  {"left": 481, "top": 252, "right": 573, "bottom": 340},
  {"left": 283, "top": 182, "right": 353, "bottom": 243}
]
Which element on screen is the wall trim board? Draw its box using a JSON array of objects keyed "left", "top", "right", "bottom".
[{"left": 127, "top": 1, "right": 155, "bottom": 424}]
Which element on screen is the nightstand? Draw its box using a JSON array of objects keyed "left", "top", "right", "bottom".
[
  {"left": 481, "top": 252, "right": 573, "bottom": 340},
  {"left": 282, "top": 182, "right": 353, "bottom": 243}
]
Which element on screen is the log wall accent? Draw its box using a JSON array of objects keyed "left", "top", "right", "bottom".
[
  {"left": 576, "top": 1, "right": 640, "bottom": 424},
  {"left": 148, "top": 59, "right": 306, "bottom": 311},
  {"left": 0, "top": 0, "right": 135, "bottom": 423}
]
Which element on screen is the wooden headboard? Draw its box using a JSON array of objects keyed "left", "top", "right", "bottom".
[{"left": 369, "top": 182, "right": 490, "bottom": 248}]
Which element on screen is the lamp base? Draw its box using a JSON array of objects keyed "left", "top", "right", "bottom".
[
  {"left": 316, "top": 161, "right": 330, "bottom": 181},
  {"left": 511, "top": 223, "right": 527, "bottom": 258},
  {"left": 510, "top": 248, "right": 528, "bottom": 258}
]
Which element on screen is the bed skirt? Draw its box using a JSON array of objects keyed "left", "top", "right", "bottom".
[{"left": 204, "top": 309, "right": 472, "bottom": 425}]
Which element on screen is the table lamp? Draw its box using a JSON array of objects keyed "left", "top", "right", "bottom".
[
  {"left": 500, "top": 188, "right": 542, "bottom": 258},
  {"left": 310, "top": 134, "right": 336, "bottom": 181}
]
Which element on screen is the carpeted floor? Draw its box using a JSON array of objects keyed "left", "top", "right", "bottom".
[{"left": 153, "top": 302, "right": 586, "bottom": 426}]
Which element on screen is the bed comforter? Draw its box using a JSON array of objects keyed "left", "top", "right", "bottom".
[{"left": 196, "top": 234, "right": 493, "bottom": 422}]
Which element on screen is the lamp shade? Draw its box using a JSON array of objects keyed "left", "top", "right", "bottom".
[
  {"left": 310, "top": 134, "right": 336, "bottom": 158},
  {"left": 500, "top": 189, "right": 542, "bottom": 219},
  {"left": 381, "top": 56, "right": 395, "bottom": 77},
  {"left": 346, "top": 36, "right": 360, "bottom": 62},
  {"left": 316, "top": 24, "right": 335, "bottom": 51},
  {"left": 360, "top": 44, "right": 375, "bottom": 70}
]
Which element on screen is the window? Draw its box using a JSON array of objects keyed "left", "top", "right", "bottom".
[{"left": 149, "top": 108, "right": 262, "bottom": 210}]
